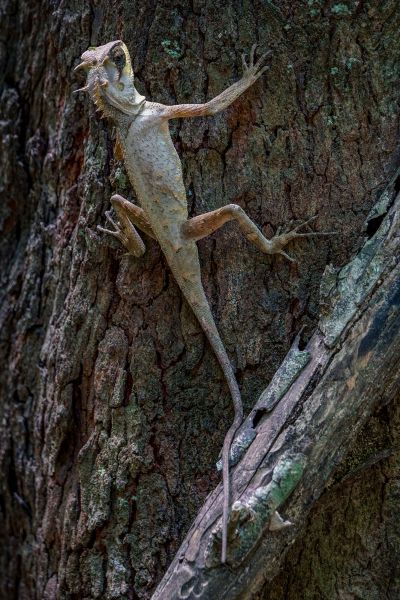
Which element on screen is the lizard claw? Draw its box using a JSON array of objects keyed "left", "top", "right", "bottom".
[
  {"left": 265, "top": 216, "right": 336, "bottom": 261},
  {"left": 288, "top": 216, "right": 337, "bottom": 239},
  {"left": 279, "top": 250, "right": 296, "bottom": 263},
  {"left": 97, "top": 210, "right": 146, "bottom": 257},
  {"left": 250, "top": 43, "right": 257, "bottom": 67},
  {"left": 242, "top": 45, "right": 272, "bottom": 81},
  {"left": 105, "top": 210, "right": 119, "bottom": 230},
  {"left": 97, "top": 224, "right": 120, "bottom": 238}
]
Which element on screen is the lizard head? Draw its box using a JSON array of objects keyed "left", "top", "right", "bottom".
[{"left": 74, "top": 40, "right": 145, "bottom": 118}]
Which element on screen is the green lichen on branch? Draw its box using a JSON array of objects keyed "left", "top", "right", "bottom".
[
  {"left": 215, "top": 427, "right": 256, "bottom": 472},
  {"left": 319, "top": 215, "right": 391, "bottom": 347},
  {"left": 206, "top": 453, "right": 307, "bottom": 566},
  {"left": 258, "top": 344, "right": 311, "bottom": 411}
]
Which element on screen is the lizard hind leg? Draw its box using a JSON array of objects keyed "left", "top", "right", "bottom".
[
  {"left": 182, "top": 204, "right": 335, "bottom": 262},
  {"left": 97, "top": 194, "right": 154, "bottom": 258}
]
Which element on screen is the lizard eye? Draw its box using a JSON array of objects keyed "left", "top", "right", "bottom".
[{"left": 110, "top": 47, "right": 126, "bottom": 73}]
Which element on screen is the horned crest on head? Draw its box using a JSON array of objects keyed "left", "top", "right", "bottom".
[{"left": 74, "top": 40, "right": 145, "bottom": 117}]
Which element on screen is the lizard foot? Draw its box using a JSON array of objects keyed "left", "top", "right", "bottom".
[
  {"left": 241, "top": 43, "right": 271, "bottom": 82},
  {"left": 97, "top": 209, "right": 146, "bottom": 257},
  {"left": 266, "top": 216, "right": 336, "bottom": 262}
]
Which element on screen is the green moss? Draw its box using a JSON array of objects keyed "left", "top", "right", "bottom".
[
  {"left": 161, "top": 39, "right": 182, "bottom": 59},
  {"left": 207, "top": 453, "right": 307, "bottom": 566},
  {"left": 345, "top": 57, "right": 361, "bottom": 70},
  {"left": 325, "top": 115, "right": 337, "bottom": 126},
  {"left": 85, "top": 553, "right": 105, "bottom": 598},
  {"left": 258, "top": 346, "right": 311, "bottom": 412},
  {"left": 307, "top": 0, "right": 322, "bottom": 16},
  {"left": 248, "top": 454, "right": 307, "bottom": 513},
  {"left": 319, "top": 215, "right": 390, "bottom": 347},
  {"left": 113, "top": 167, "right": 128, "bottom": 189},
  {"left": 273, "top": 457, "right": 306, "bottom": 498},
  {"left": 216, "top": 426, "right": 256, "bottom": 471},
  {"left": 331, "top": 3, "right": 352, "bottom": 15}
]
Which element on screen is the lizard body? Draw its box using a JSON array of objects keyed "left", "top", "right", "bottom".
[{"left": 75, "top": 40, "right": 331, "bottom": 563}]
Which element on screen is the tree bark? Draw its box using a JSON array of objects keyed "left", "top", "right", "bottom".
[{"left": 1, "top": 1, "right": 399, "bottom": 599}]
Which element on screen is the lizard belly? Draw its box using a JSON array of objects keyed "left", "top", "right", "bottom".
[
  {"left": 124, "top": 173, "right": 188, "bottom": 252},
  {"left": 121, "top": 117, "right": 188, "bottom": 225}
]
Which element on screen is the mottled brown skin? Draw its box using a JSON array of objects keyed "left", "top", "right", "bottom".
[{"left": 75, "top": 40, "right": 331, "bottom": 563}]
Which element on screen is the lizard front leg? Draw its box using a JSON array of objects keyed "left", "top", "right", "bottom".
[
  {"left": 160, "top": 44, "right": 270, "bottom": 119},
  {"left": 97, "top": 194, "right": 154, "bottom": 257},
  {"left": 182, "top": 204, "right": 335, "bottom": 261}
]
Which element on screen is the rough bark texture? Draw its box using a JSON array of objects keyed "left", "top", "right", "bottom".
[
  {"left": 260, "top": 397, "right": 400, "bottom": 600},
  {"left": 0, "top": 1, "right": 399, "bottom": 599}
]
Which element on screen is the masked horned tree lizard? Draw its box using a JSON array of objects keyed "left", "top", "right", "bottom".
[{"left": 75, "top": 40, "right": 330, "bottom": 563}]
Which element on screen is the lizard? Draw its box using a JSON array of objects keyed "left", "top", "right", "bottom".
[{"left": 74, "top": 40, "right": 332, "bottom": 563}]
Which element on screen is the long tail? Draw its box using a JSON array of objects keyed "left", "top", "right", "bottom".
[{"left": 180, "top": 281, "right": 243, "bottom": 563}]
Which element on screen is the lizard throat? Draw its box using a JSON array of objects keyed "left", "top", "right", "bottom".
[{"left": 92, "top": 80, "right": 146, "bottom": 117}]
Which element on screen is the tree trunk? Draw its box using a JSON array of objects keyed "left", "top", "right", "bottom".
[{"left": 0, "top": 2, "right": 399, "bottom": 599}]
